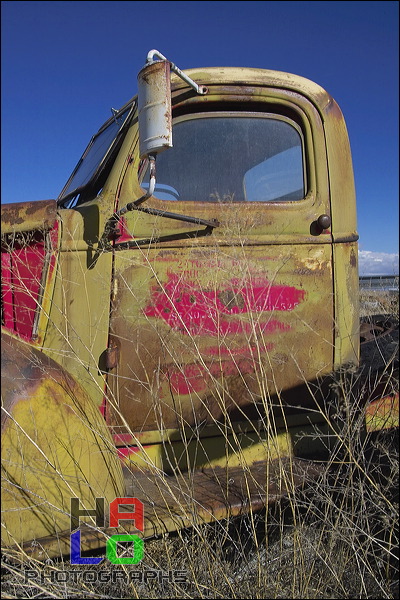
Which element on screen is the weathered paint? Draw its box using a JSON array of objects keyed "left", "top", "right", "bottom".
[
  {"left": 1, "top": 331, "right": 124, "bottom": 548},
  {"left": 122, "top": 427, "right": 294, "bottom": 474},
  {"left": 137, "top": 59, "right": 173, "bottom": 157},
  {"left": 1, "top": 199, "right": 57, "bottom": 233},
  {"left": 42, "top": 203, "right": 114, "bottom": 408},
  {"left": 107, "top": 69, "right": 336, "bottom": 443},
  {"left": 144, "top": 272, "right": 304, "bottom": 335},
  {"left": 108, "top": 243, "right": 334, "bottom": 437},
  {"left": 332, "top": 242, "right": 360, "bottom": 368},
  {"left": 1, "top": 222, "right": 59, "bottom": 342},
  {"left": 16, "top": 456, "right": 324, "bottom": 560},
  {"left": 365, "top": 393, "right": 399, "bottom": 432},
  {"left": 1, "top": 64, "right": 363, "bottom": 554}
]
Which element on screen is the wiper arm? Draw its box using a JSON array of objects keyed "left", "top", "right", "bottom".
[
  {"left": 124, "top": 203, "right": 219, "bottom": 229},
  {"left": 114, "top": 152, "right": 218, "bottom": 228},
  {"left": 102, "top": 202, "right": 219, "bottom": 249}
]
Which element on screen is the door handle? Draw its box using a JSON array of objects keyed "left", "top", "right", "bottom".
[
  {"left": 310, "top": 214, "right": 331, "bottom": 236},
  {"left": 317, "top": 214, "right": 331, "bottom": 230}
]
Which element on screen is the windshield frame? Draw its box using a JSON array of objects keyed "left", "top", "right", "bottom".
[{"left": 57, "top": 99, "right": 136, "bottom": 208}]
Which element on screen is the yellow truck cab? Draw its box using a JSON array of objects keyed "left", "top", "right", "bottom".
[{"left": 1, "top": 53, "right": 361, "bottom": 556}]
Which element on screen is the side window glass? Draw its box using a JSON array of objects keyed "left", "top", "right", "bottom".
[
  {"left": 243, "top": 146, "right": 304, "bottom": 202},
  {"left": 140, "top": 113, "right": 305, "bottom": 203}
]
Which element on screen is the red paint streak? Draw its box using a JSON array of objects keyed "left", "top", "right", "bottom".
[
  {"left": 114, "top": 217, "right": 134, "bottom": 243},
  {"left": 115, "top": 443, "right": 154, "bottom": 463},
  {"left": 1, "top": 252, "right": 13, "bottom": 331},
  {"left": 205, "top": 343, "right": 274, "bottom": 357},
  {"left": 2, "top": 235, "right": 46, "bottom": 339},
  {"left": 14, "top": 245, "right": 44, "bottom": 338},
  {"left": 144, "top": 273, "right": 304, "bottom": 336},
  {"left": 113, "top": 433, "right": 136, "bottom": 445},
  {"left": 116, "top": 445, "right": 151, "bottom": 460},
  {"left": 116, "top": 446, "right": 141, "bottom": 459},
  {"left": 168, "top": 359, "right": 259, "bottom": 395},
  {"left": 99, "top": 395, "right": 107, "bottom": 418},
  {"left": 1, "top": 223, "right": 58, "bottom": 341}
]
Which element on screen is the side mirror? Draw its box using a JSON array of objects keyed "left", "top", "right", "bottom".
[
  {"left": 137, "top": 59, "right": 173, "bottom": 159},
  {"left": 137, "top": 50, "right": 207, "bottom": 160},
  {"left": 114, "top": 53, "right": 210, "bottom": 215}
]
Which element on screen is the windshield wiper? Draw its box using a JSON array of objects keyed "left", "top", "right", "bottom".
[
  {"left": 100, "top": 202, "right": 219, "bottom": 253},
  {"left": 120, "top": 203, "right": 219, "bottom": 229},
  {"left": 113, "top": 155, "right": 219, "bottom": 230}
]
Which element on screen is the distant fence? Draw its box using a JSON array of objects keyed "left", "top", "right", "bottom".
[{"left": 359, "top": 275, "right": 399, "bottom": 292}]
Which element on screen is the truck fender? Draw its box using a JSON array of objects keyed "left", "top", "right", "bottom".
[{"left": 1, "top": 330, "right": 125, "bottom": 550}]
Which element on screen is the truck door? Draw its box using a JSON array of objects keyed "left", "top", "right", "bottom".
[{"left": 107, "top": 96, "right": 333, "bottom": 442}]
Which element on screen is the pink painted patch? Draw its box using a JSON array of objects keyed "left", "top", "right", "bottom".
[
  {"left": 113, "top": 433, "right": 136, "bottom": 446},
  {"left": 168, "top": 358, "right": 259, "bottom": 395},
  {"left": 114, "top": 216, "right": 134, "bottom": 243},
  {"left": 205, "top": 343, "right": 274, "bottom": 357},
  {"left": 116, "top": 444, "right": 153, "bottom": 462},
  {"left": 144, "top": 273, "right": 305, "bottom": 337},
  {"left": 1, "top": 224, "right": 58, "bottom": 341}
]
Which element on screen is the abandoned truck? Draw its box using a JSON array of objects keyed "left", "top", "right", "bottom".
[{"left": 2, "top": 51, "right": 397, "bottom": 559}]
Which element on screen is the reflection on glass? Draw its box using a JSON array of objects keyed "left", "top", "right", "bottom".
[{"left": 244, "top": 146, "right": 303, "bottom": 202}]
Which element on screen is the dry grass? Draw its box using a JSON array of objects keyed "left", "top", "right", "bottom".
[
  {"left": 2, "top": 422, "right": 398, "bottom": 598},
  {"left": 1, "top": 245, "right": 399, "bottom": 599},
  {"left": 359, "top": 278, "right": 399, "bottom": 319}
]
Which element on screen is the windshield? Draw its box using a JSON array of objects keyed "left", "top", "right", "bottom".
[
  {"left": 58, "top": 104, "right": 133, "bottom": 206},
  {"left": 140, "top": 113, "right": 305, "bottom": 203}
]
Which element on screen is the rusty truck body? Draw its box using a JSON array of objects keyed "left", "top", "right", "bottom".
[{"left": 2, "top": 53, "right": 390, "bottom": 559}]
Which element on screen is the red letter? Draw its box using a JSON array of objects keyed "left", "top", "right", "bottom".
[{"left": 109, "top": 498, "right": 144, "bottom": 531}]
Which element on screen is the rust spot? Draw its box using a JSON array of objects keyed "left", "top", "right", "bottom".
[
  {"left": 1, "top": 200, "right": 57, "bottom": 233},
  {"left": 105, "top": 343, "right": 120, "bottom": 370},
  {"left": 294, "top": 268, "right": 317, "bottom": 276},
  {"left": 1, "top": 212, "right": 24, "bottom": 225},
  {"left": 350, "top": 248, "right": 357, "bottom": 268},
  {"left": 218, "top": 289, "right": 245, "bottom": 310},
  {"left": 272, "top": 353, "right": 289, "bottom": 365},
  {"left": 1, "top": 331, "right": 79, "bottom": 425}
]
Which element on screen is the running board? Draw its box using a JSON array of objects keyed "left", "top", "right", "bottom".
[{"left": 16, "top": 457, "right": 323, "bottom": 561}]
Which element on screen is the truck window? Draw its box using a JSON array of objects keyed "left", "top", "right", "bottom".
[
  {"left": 140, "top": 112, "right": 305, "bottom": 203},
  {"left": 58, "top": 104, "right": 133, "bottom": 207}
]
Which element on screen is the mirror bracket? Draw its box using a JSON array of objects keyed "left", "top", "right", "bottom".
[{"left": 145, "top": 49, "right": 208, "bottom": 96}]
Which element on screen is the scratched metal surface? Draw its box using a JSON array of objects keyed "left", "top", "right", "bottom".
[{"left": 107, "top": 239, "right": 334, "bottom": 437}]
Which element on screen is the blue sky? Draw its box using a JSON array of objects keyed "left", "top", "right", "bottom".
[{"left": 1, "top": 1, "right": 398, "bottom": 274}]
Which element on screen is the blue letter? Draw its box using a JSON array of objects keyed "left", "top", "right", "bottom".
[{"left": 70, "top": 530, "right": 103, "bottom": 565}]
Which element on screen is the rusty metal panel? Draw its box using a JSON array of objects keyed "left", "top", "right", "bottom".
[
  {"left": 42, "top": 203, "right": 114, "bottom": 408},
  {"left": 108, "top": 240, "right": 334, "bottom": 440},
  {"left": 105, "top": 77, "right": 335, "bottom": 446},
  {"left": 1, "top": 64, "right": 363, "bottom": 559},
  {"left": 170, "top": 67, "right": 332, "bottom": 111},
  {"left": 1, "top": 221, "right": 60, "bottom": 344},
  {"left": 1, "top": 199, "right": 57, "bottom": 233},
  {"left": 138, "top": 60, "right": 172, "bottom": 158},
  {"left": 332, "top": 242, "right": 360, "bottom": 368},
  {"left": 1, "top": 331, "right": 124, "bottom": 549},
  {"left": 16, "top": 456, "right": 324, "bottom": 560},
  {"left": 323, "top": 98, "right": 357, "bottom": 244}
]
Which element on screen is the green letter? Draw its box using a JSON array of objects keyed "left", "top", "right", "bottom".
[{"left": 106, "top": 534, "right": 144, "bottom": 565}]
